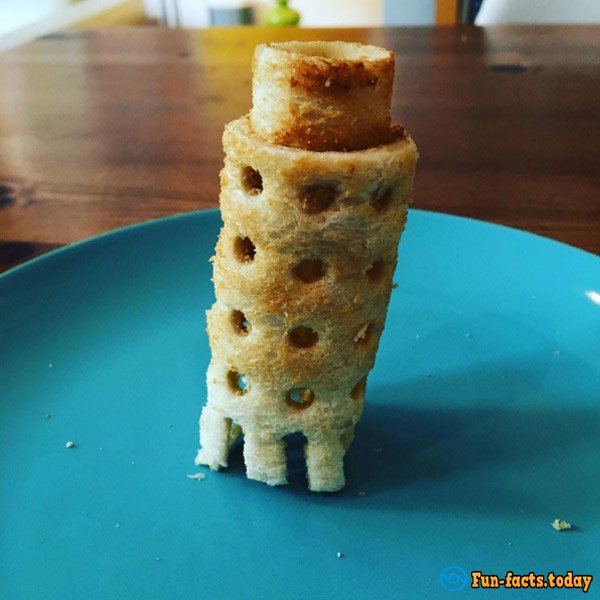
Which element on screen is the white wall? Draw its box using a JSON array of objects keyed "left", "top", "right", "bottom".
[
  {"left": 476, "top": 0, "right": 600, "bottom": 25},
  {"left": 0, "top": 0, "right": 127, "bottom": 52},
  {"left": 264, "top": 0, "right": 383, "bottom": 27}
]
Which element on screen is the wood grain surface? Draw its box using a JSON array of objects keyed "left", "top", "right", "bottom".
[{"left": 0, "top": 25, "right": 598, "bottom": 271}]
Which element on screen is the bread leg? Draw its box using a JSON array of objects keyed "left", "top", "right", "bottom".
[
  {"left": 195, "top": 405, "right": 231, "bottom": 470},
  {"left": 305, "top": 433, "right": 346, "bottom": 492},
  {"left": 244, "top": 432, "right": 288, "bottom": 486}
]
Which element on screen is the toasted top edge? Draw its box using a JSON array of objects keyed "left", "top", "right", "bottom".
[
  {"left": 225, "top": 115, "right": 416, "bottom": 163},
  {"left": 263, "top": 40, "right": 393, "bottom": 63}
]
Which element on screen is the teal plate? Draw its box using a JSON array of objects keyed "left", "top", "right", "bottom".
[{"left": 1, "top": 209, "right": 599, "bottom": 599}]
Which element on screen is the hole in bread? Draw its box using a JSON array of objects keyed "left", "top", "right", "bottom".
[
  {"left": 370, "top": 186, "right": 394, "bottom": 212},
  {"left": 286, "top": 388, "right": 315, "bottom": 410},
  {"left": 366, "top": 259, "right": 385, "bottom": 282},
  {"left": 300, "top": 184, "right": 336, "bottom": 214},
  {"left": 283, "top": 432, "right": 309, "bottom": 483},
  {"left": 292, "top": 258, "right": 325, "bottom": 283},
  {"left": 241, "top": 166, "right": 263, "bottom": 195},
  {"left": 233, "top": 236, "right": 256, "bottom": 262},
  {"left": 354, "top": 323, "right": 374, "bottom": 347},
  {"left": 227, "top": 370, "right": 248, "bottom": 395},
  {"left": 351, "top": 377, "right": 367, "bottom": 401},
  {"left": 226, "top": 418, "right": 244, "bottom": 448},
  {"left": 288, "top": 326, "right": 318, "bottom": 348},
  {"left": 231, "top": 310, "right": 251, "bottom": 335}
]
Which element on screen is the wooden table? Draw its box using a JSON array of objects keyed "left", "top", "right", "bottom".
[{"left": 0, "top": 25, "right": 598, "bottom": 272}]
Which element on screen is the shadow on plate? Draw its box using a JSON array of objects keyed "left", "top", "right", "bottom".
[{"left": 212, "top": 359, "right": 600, "bottom": 518}]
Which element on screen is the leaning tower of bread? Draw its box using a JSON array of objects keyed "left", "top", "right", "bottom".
[{"left": 195, "top": 41, "right": 418, "bottom": 492}]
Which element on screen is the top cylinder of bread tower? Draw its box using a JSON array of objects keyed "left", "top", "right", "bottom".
[{"left": 250, "top": 41, "right": 397, "bottom": 152}]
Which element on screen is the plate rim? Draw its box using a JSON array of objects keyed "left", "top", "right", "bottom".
[{"left": 1, "top": 208, "right": 598, "bottom": 284}]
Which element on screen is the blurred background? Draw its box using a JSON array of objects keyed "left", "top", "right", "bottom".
[
  {"left": 1, "top": 0, "right": 599, "bottom": 264},
  {"left": 1, "top": 0, "right": 486, "bottom": 51},
  {"left": 5, "top": 0, "right": 599, "bottom": 52}
]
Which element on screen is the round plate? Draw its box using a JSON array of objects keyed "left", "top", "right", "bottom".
[{"left": 1, "top": 210, "right": 599, "bottom": 599}]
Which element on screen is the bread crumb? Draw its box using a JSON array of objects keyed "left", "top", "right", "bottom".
[
  {"left": 155, "top": 557, "right": 161, "bottom": 562},
  {"left": 336, "top": 552, "right": 344, "bottom": 559},
  {"left": 354, "top": 323, "right": 370, "bottom": 343},
  {"left": 115, "top": 524, "right": 121, "bottom": 528},
  {"left": 357, "top": 491, "right": 366, "bottom": 497},
  {"left": 44, "top": 413, "right": 52, "bottom": 420},
  {"left": 48, "top": 363, "right": 53, "bottom": 369},
  {"left": 187, "top": 473, "right": 207, "bottom": 481},
  {"left": 465, "top": 332, "right": 473, "bottom": 338},
  {"left": 551, "top": 518, "right": 571, "bottom": 531},
  {"left": 65, "top": 441, "right": 75, "bottom": 449}
]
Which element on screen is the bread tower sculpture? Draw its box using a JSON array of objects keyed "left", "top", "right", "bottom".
[{"left": 195, "top": 41, "right": 418, "bottom": 492}]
